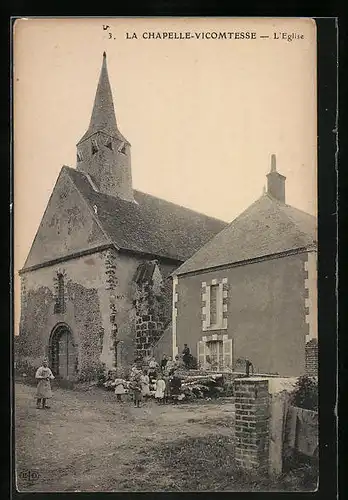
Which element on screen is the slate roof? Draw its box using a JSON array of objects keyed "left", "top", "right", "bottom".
[
  {"left": 174, "top": 193, "right": 317, "bottom": 276},
  {"left": 64, "top": 166, "right": 227, "bottom": 262}
]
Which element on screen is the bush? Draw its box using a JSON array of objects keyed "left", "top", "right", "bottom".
[
  {"left": 222, "top": 381, "right": 234, "bottom": 397},
  {"left": 14, "top": 357, "right": 38, "bottom": 385},
  {"left": 77, "top": 362, "right": 107, "bottom": 386},
  {"left": 290, "top": 375, "right": 318, "bottom": 411}
]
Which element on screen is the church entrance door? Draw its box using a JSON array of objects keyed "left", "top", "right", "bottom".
[{"left": 50, "top": 324, "right": 77, "bottom": 379}]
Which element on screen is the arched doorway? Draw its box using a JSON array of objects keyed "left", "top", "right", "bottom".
[{"left": 50, "top": 324, "right": 78, "bottom": 379}]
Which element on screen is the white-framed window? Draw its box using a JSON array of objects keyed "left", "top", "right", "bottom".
[
  {"left": 197, "top": 334, "right": 233, "bottom": 372},
  {"left": 202, "top": 278, "right": 228, "bottom": 331}
]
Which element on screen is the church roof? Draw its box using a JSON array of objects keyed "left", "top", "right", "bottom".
[
  {"left": 64, "top": 166, "right": 227, "bottom": 262},
  {"left": 174, "top": 193, "right": 317, "bottom": 276}
]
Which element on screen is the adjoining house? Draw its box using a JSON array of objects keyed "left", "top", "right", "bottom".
[
  {"left": 171, "top": 155, "right": 317, "bottom": 377},
  {"left": 17, "top": 53, "right": 227, "bottom": 379}
]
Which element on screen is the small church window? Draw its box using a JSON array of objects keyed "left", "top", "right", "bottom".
[
  {"left": 119, "top": 142, "right": 127, "bottom": 155},
  {"left": 54, "top": 273, "right": 66, "bottom": 314},
  {"left": 91, "top": 139, "right": 99, "bottom": 155},
  {"left": 105, "top": 138, "right": 113, "bottom": 151},
  {"left": 77, "top": 151, "right": 83, "bottom": 162}
]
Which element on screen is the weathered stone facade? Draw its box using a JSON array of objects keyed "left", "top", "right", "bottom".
[{"left": 18, "top": 248, "right": 176, "bottom": 376}]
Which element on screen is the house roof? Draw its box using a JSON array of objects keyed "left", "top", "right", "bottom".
[
  {"left": 64, "top": 166, "right": 227, "bottom": 262},
  {"left": 174, "top": 193, "right": 317, "bottom": 276}
]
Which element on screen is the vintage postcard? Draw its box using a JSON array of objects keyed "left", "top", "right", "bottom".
[{"left": 14, "top": 17, "right": 319, "bottom": 492}]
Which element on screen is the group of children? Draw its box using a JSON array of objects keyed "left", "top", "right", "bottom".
[
  {"left": 111, "top": 363, "right": 177, "bottom": 407},
  {"left": 34, "top": 355, "right": 183, "bottom": 409}
]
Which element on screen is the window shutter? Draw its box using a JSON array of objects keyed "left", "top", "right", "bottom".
[
  {"left": 218, "top": 283, "right": 224, "bottom": 326},
  {"left": 197, "top": 341, "right": 207, "bottom": 369},
  {"left": 223, "top": 338, "right": 233, "bottom": 371},
  {"left": 205, "top": 286, "right": 211, "bottom": 327}
]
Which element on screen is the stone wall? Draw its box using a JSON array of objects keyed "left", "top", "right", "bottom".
[
  {"left": 18, "top": 252, "right": 111, "bottom": 374},
  {"left": 305, "top": 338, "right": 318, "bottom": 377}
]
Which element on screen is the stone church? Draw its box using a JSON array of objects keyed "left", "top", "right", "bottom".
[{"left": 18, "top": 53, "right": 227, "bottom": 380}]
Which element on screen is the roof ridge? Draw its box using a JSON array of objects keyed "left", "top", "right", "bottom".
[
  {"left": 262, "top": 193, "right": 316, "bottom": 247},
  {"left": 133, "top": 189, "right": 229, "bottom": 224},
  {"left": 66, "top": 167, "right": 227, "bottom": 224},
  {"left": 265, "top": 192, "right": 316, "bottom": 219}
]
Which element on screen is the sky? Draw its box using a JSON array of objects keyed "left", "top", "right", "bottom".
[{"left": 13, "top": 17, "right": 317, "bottom": 333}]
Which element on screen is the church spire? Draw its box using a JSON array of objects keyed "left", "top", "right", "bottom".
[
  {"left": 78, "top": 52, "right": 124, "bottom": 144},
  {"left": 76, "top": 53, "right": 134, "bottom": 202}
]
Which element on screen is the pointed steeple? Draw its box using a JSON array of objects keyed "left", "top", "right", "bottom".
[
  {"left": 266, "top": 153, "right": 286, "bottom": 203},
  {"left": 76, "top": 53, "right": 134, "bottom": 202},
  {"left": 78, "top": 52, "right": 126, "bottom": 144}
]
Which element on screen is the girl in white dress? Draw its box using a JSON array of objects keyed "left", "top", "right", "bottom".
[
  {"left": 155, "top": 374, "right": 166, "bottom": 404},
  {"left": 114, "top": 376, "right": 127, "bottom": 402},
  {"left": 140, "top": 370, "right": 150, "bottom": 398}
]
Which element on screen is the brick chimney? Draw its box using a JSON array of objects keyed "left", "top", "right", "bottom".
[{"left": 266, "top": 154, "right": 286, "bottom": 203}]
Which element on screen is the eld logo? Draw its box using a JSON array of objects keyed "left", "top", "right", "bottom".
[{"left": 18, "top": 470, "right": 40, "bottom": 481}]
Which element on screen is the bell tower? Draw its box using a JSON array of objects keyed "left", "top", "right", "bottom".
[{"left": 76, "top": 52, "right": 134, "bottom": 202}]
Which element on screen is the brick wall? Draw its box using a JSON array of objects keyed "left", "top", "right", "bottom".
[
  {"left": 233, "top": 378, "right": 270, "bottom": 471},
  {"left": 305, "top": 338, "right": 318, "bottom": 377}
]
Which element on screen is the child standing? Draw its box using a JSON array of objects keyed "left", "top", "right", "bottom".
[
  {"left": 163, "top": 374, "right": 171, "bottom": 404},
  {"left": 148, "top": 357, "right": 159, "bottom": 380},
  {"left": 140, "top": 370, "right": 150, "bottom": 399},
  {"left": 130, "top": 370, "right": 143, "bottom": 408},
  {"left": 35, "top": 358, "right": 55, "bottom": 409},
  {"left": 155, "top": 374, "right": 166, "bottom": 404},
  {"left": 114, "top": 374, "right": 127, "bottom": 402}
]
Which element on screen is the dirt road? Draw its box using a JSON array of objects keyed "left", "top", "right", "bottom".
[{"left": 15, "top": 382, "right": 235, "bottom": 492}]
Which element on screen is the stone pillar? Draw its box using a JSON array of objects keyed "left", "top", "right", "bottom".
[{"left": 234, "top": 378, "right": 270, "bottom": 472}]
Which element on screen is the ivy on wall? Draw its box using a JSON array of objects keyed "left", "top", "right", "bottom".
[
  {"left": 66, "top": 281, "right": 104, "bottom": 381},
  {"left": 17, "top": 286, "right": 54, "bottom": 360}
]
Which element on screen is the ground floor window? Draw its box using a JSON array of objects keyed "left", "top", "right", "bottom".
[{"left": 197, "top": 334, "right": 233, "bottom": 372}]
